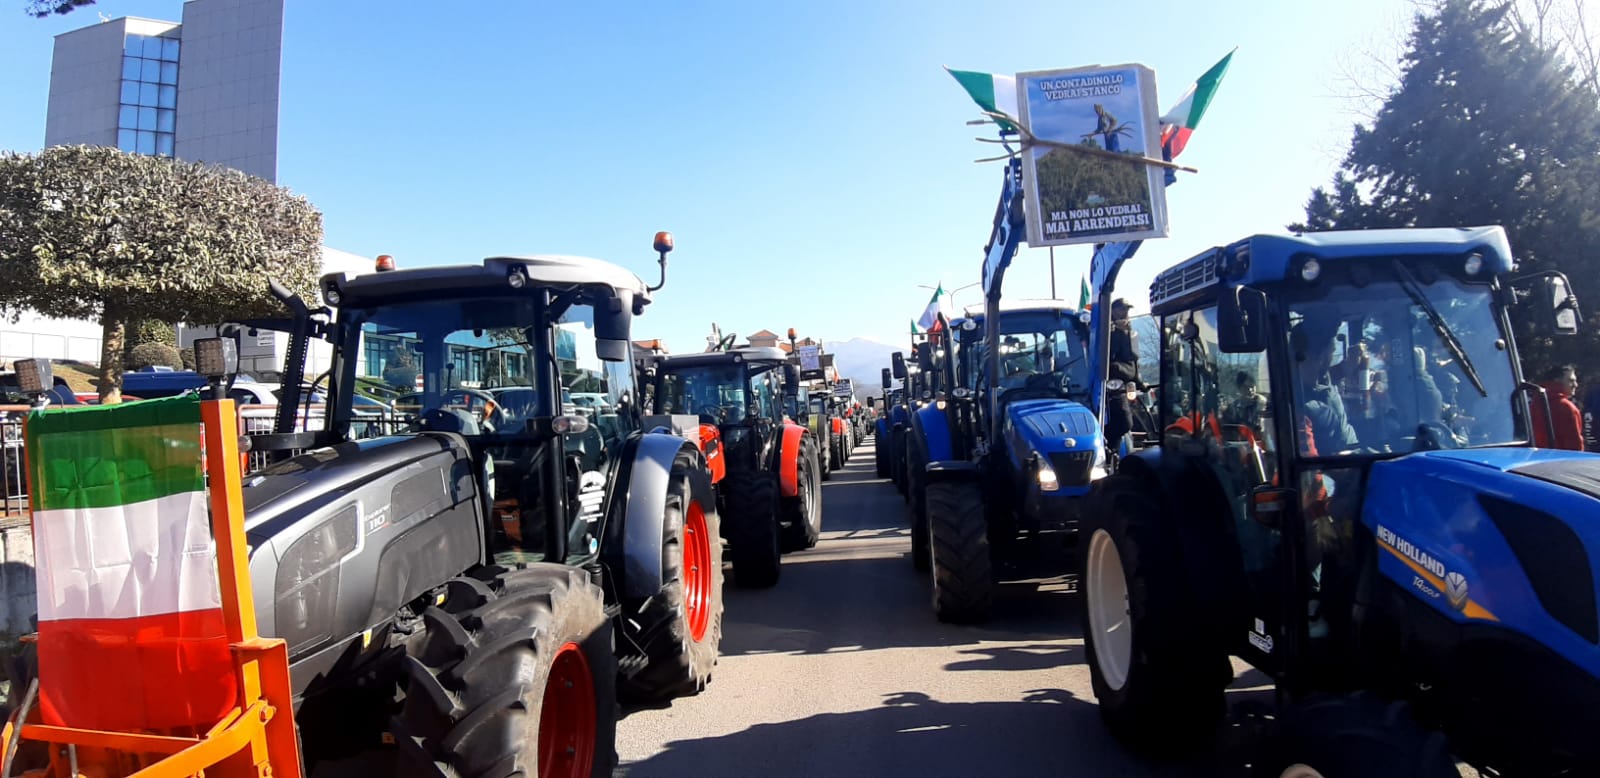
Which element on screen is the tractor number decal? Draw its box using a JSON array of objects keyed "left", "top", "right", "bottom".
[{"left": 1376, "top": 525, "right": 1497, "bottom": 621}]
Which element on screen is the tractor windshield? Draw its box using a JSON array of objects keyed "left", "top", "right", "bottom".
[
  {"left": 959, "top": 313, "right": 1091, "bottom": 399},
  {"left": 340, "top": 293, "right": 637, "bottom": 450},
  {"left": 1284, "top": 270, "right": 1520, "bottom": 457},
  {"left": 658, "top": 363, "right": 776, "bottom": 425}
]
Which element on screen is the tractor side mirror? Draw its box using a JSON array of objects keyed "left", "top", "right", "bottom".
[
  {"left": 1513, "top": 271, "right": 1582, "bottom": 336},
  {"left": 784, "top": 364, "right": 800, "bottom": 390},
  {"left": 915, "top": 342, "right": 935, "bottom": 373},
  {"left": 1218, "top": 285, "right": 1268, "bottom": 353},
  {"left": 881, "top": 367, "right": 893, "bottom": 389},
  {"left": 1247, "top": 486, "right": 1296, "bottom": 530},
  {"left": 891, "top": 352, "right": 907, "bottom": 379},
  {"left": 595, "top": 291, "right": 634, "bottom": 362}
]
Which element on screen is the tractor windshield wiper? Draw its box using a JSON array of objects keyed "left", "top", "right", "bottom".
[{"left": 1392, "top": 261, "right": 1487, "bottom": 398}]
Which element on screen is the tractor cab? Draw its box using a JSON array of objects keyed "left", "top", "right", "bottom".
[
  {"left": 651, "top": 347, "right": 792, "bottom": 471},
  {"left": 1081, "top": 226, "right": 1600, "bottom": 776}
]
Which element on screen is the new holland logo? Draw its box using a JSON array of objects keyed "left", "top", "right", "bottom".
[{"left": 1445, "top": 571, "right": 1469, "bottom": 612}]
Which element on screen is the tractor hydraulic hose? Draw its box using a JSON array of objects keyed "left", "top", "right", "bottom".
[{"left": 1, "top": 678, "right": 37, "bottom": 778}]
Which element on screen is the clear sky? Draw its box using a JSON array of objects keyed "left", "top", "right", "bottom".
[{"left": 0, "top": 0, "right": 1415, "bottom": 354}]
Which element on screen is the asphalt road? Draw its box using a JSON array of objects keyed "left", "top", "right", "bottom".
[{"left": 615, "top": 435, "right": 1276, "bottom": 778}]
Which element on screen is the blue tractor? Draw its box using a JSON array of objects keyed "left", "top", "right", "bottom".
[
  {"left": 875, "top": 367, "right": 904, "bottom": 479},
  {"left": 904, "top": 159, "right": 1105, "bottom": 623},
  {"left": 1078, "top": 226, "right": 1599, "bottom": 776}
]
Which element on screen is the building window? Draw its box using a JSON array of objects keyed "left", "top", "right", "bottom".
[{"left": 117, "top": 34, "right": 178, "bottom": 157}]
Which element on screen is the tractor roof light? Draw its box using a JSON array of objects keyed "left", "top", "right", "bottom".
[
  {"left": 960, "top": 319, "right": 978, "bottom": 332},
  {"left": 1464, "top": 252, "right": 1484, "bottom": 276},
  {"left": 323, "top": 284, "right": 342, "bottom": 306},
  {"left": 507, "top": 266, "right": 528, "bottom": 289},
  {"left": 194, "top": 337, "right": 238, "bottom": 380},
  {"left": 1300, "top": 258, "right": 1322, "bottom": 282},
  {"left": 375, "top": 254, "right": 396, "bottom": 272},
  {"left": 15, "top": 358, "right": 50, "bottom": 394}
]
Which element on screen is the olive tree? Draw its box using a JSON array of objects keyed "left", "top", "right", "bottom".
[{"left": 0, "top": 145, "right": 322, "bottom": 401}]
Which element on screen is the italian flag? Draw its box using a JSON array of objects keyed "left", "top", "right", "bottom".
[
  {"left": 1159, "top": 50, "right": 1235, "bottom": 161},
  {"left": 1079, "top": 276, "right": 1092, "bottom": 310},
  {"left": 26, "top": 396, "right": 235, "bottom": 731},
  {"left": 946, "top": 68, "right": 1019, "bottom": 131},
  {"left": 917, "top": 284, "right": 952, "bottom": 332}
]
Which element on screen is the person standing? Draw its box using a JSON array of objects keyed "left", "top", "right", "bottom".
[
  {"left": 1104, "top": 299, "right": 1139, "bottom": 448},
  {"left": 1530, "top": 364, "right": 1584, "bottom": 450}
]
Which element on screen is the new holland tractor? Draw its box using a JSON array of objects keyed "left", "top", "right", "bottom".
[
  {"left": 1078, "top": 226, "right": 1600, "bottom": 776},
  {"left": 647, "top": 347, "right": 824, "bottom": 588},
  {"left": 903, "top": 160, "right": 1104, "bottom": 623},
  {"left": 8, "top": 237, "right": 726, "bottom": 777},
  {"left": 876, "top": 367, "right": 903, "bottom": 479}
]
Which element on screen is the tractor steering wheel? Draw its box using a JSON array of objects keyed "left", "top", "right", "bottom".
[{"left": 440, "top": 388, "right": 505, "bottom": 433}]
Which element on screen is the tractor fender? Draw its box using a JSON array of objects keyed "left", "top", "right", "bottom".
[
  {"left": 925, "top": 460, "right": 982, "bottom": 484},
  {"left": 697, "top": 423, "right": 726, "bottom": 484},
  {"left": 612, "top": 431, "right": 710, "bottom": 600},
  {"left": 876, "top": 418, "right": 889, "bottom": 440},
  {"left": 831, "top": 417, "right": 845, "bottom": 437},
  {"left": 912, "top": 402, "right": 956, "bottom": 463},
  {"left": 777, "top": 423, "right": 808, "bottom": 498}
]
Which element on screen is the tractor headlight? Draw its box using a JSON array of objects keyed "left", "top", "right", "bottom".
[
  {"left": 952, "top": 387, "right": 972, "bottom": 399},
  {"left": 1037, "top": 459, "right": 1059, "bottom": 492},
  {"left": 1090, "top": 446, "right": 1108, "bottom": 481},
  {"left": 1300, "top": 258, "right": 1322, "bottom": 282},
  {"left": 1106, "top": 379, "right": 1125, "bottom": 391},
  {"left": 1463, "top": 252, "right": 1483, "bottom": 276}
]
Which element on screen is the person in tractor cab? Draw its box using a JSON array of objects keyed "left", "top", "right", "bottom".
[
  {"left": 1290, "top": 317, "right": 1358, "bottom": 457},
  {"left": 1222, "top": 370, "right": 1267, "bottom": 431},
  {"left": 1530, "top": 363, "right": 1584, "bottom": 450}
]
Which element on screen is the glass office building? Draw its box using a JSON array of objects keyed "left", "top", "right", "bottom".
[{"left": 44, "top": 0, "right": 284, "bottom": 182}]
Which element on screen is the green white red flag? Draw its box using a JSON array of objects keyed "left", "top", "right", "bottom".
[
  {"left": 1159, "top": 50, "right": 1235, "bottom": 161},
  {"left": 25, "top": 396, "right": 235, "bottom": 731},
  {"left": 945, "top": 68, "right": 1019, "bottom": 131}
]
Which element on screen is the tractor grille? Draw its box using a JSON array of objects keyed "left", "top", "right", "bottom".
[{"left": 1048, "top": 451, "right": 1096, "bottom": 487}]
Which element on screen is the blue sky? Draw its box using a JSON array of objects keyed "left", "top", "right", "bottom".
[{"left": 0, "top": 0, "right": 1413, "bottom": 354}]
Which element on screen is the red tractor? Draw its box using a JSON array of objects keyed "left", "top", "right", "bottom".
[{"left": 644, "top": 347, "right": 823, "bottom": 587}]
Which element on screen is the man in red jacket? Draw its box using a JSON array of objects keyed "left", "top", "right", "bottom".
[{"left": 1531, "top": 364, "right": 1584, "bottom": 450}]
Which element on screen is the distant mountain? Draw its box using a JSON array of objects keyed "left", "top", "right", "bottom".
[{"left": 823, "top": 338, "right": 904, "bottom": 400}]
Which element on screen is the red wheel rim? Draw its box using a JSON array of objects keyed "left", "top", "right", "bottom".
[
  {"left": 683, "top": 500, "right": 713, "bottom": 642},
  {"left": 538, "top": 642, "right": 596, "bottom": 778}
]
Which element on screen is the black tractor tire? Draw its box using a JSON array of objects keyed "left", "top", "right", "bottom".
[
  {"left": 875, "top": 434, "right": 890, "bottom": 478},
  {"left": 723, "top": 472, "right": 782, "bottom": 588},
  {"left": 1256, "top": 693, "right": 1459, "bottom": 778},
  {"left": 892, "top": 427, "right": 908, "bottom": 495},
  {"left": 393, "top": 565, "right": 616, "bottom": 778},
  {"left": 617, "top": 453, "right": 725, "bottom": 703},
  {"left": 928, "top": 480, "right": 993, "bottom": 623},
  {"left": 781, "top": 446, "right": 823, "bottom": 552},
  {"left": 1078, "top": 474, "right": 1226, "bottom": 755},
  {"left": 907, "top": 443, "right": 931, "bottom": 573}
]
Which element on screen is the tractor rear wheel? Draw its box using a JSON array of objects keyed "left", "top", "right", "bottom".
[
  {"left": 1079, "top": 474, "right": 1225, "bottom": 755},
  {"left": 724, "top": 472, "right": 782, "bottom": 588},
  {"left": 617, "top": 453, "right": 724, "bottom": 702},
  {"left": 1256, "top": 693, "right": 1459, "bottom": 778},
  {"left": 781, "top": 446, "right": 822, "bottom": 552},
  {"left": 928, "top": 480, "right": 993, "bottom": 622},
  {"left": 393, "top": 565, "right": 615, "bottom": 778}
]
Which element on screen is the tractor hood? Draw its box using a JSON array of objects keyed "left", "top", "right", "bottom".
[
  {"left": 1363, "top": 449, "right": 1600, "bottom": 677},
  {"left": 1006, "top": 398, "right": 1099, "bottom": 454},
  {"left": 243, "top": 434, "right": 472, "bottom": 539}
]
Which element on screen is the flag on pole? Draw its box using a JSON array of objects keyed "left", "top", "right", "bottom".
[
  {"left": 1079, "top": 276, "right": 1091, "bottom": 310},
  {"left": 917, "top": 284, "right": 952, "bottom": 332},
  {"left": 945, "top": 68, "right": 1020, "bottom": 131},
  {"left": 25, "top": 395, "right": 235, "bottom": 731},
  {"left": 910, "top": 319, "right": 920, "bottom": 335},
  {"left": 1159, "top": 50, "right": 1235, "bottom": 163}
]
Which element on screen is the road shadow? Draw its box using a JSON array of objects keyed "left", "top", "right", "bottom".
[{"left": 618, "top": 688, "right": 1236, "bottom": 777}]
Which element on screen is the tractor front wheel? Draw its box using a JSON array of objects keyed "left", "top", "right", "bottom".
[
  {"left": 392, "top": 565, "right": 616, "bottom": 778},
  {"left": 617, "top": 453, "right": 724, "bottom": 702},
  {"left": 724, "top": 472, "right": 782, "bottom": 588},
  {"left": 1079, "top": 475, "right": 1225, "bottom": 755},
  {"left": 928, "top": 480, "right": 993, "bottom": 622},
  {"left": 781, "top": 446, "right": 823, "bottom": 552}
]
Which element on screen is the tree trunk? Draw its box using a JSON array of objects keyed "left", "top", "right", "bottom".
[{"left": 97, "top": 313, "right": 126, "bottom": 404}]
